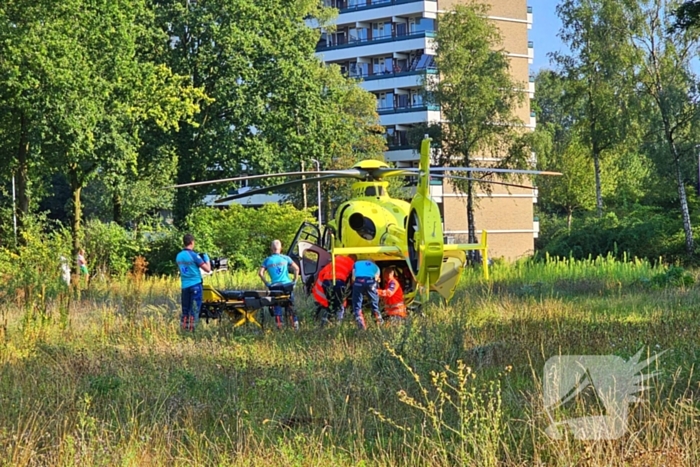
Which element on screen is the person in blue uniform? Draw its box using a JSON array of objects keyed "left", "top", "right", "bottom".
[
  {"left": 175, "top": 233, "right": 211, "bottom": 331},
  {"left": 259, "top": 239, "right": 300, "bottom": 329},
  {"left": 350, "top": 258, "right": 383, "bottom": 330}
]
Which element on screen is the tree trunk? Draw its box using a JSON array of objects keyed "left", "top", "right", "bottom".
[
  {"left": 16, "top": 112, "right": 30, "bottom": 243},
  {"left": 567, "top": 208, "right": 573, "bottom": 232},
  {"left": 592, "top": 144, "right": 603, "bottom": 218},
  {"left": 466, "top": 178, "right": 476, "bottom": 244},
  {"left": 174, "top": 129, "right": 196, "bottom": 229},
  {"left": 671, "top": 143, "right": 694, "bottom": 256},
  {"left": 326, "top": 191, "right": 332, "bottom": 222},
  {"left": 69, "top": 169, "right": 83, "bottom": 275},
  {"left": 112, "top": 189, "right": 123, "bottom": 226}
]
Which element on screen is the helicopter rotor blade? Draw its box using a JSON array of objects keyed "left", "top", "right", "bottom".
[
  {"left": 369, "top": 168, "right": 416, "bottom": 178},
  {"left": 398, "top": 167, "right": 562, "bottom": 176},
  {"left": 169, "top": 169, "right": 365, "bottom": 189},
  {"left": 213, "top": 175, "right": 345, "bottom": 204},
  {"left": 428, "top": 174, "right": 536, "bottom": 190},
  {"left": 369, "top": 168, "right": 536, "bottom": 190}
]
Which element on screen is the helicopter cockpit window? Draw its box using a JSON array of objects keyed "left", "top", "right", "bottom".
[{"left": 364, "top": 186, "right": 385, "bottom": 197}]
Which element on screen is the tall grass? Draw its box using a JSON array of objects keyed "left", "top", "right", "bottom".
[{"left": 0, "top": 256, "right": 697, "bottom": 465}]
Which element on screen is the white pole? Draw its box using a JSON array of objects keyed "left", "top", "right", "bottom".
[
  {"left": 301, "top": 161, "right": 307, "bottom": 210},
  {"left": 12, "top": 173, "right": 17, "bottom": 246},
  {"left": 311, "top": 159, "right": 322, "bottom": 227}
]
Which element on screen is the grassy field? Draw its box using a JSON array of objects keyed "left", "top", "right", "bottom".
[{"left": 0, "top": 257, "right": 698, "bottom": 466}]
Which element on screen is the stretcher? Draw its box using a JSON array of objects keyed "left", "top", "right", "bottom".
[{"left": 201, "top": 284, "right": 294, "bottom": 328}]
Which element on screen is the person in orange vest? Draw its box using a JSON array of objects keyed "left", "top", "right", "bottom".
[
  {"left": 377, "top": 266, "right": 407, "bottom": 321},
  {"left": 312, "top": 255, "right": 356, "bottom": 325}
]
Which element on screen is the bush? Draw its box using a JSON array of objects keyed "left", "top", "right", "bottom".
[
  {"left": 649, "top": 266, "right": 695, "bottom": 288},
  {"left": 184, "top": 204, "right": 314, "bottom": 270},
  {"left": 140, "top": 204, "right": 314, "bottom": 275},
  {"left": 0, "top": 214, "right": 71, "bottom": 303},
  {"left": 142, "top": 229, "right": 182, "bottom": 276},
  {"left": 539, "top": 208, "right": 685, "bottom": 263},
  {"left": 83, "top": 220, "right": 145, "bottom": 277}
]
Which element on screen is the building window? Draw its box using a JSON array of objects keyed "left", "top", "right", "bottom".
[
  {"left": 356, "top": 62, "right": 368, "bottom": 77},
  {"left": 397, "top": 94, "right": 409, "bottom": 108},
  {"left": 386, "top": 127, "right": 395, "bottom": 145},
  {"left": 376, "top": 92, "right": 395, "bottom": 110},
  {"left": 396, "top": 22, "right": 407, "bottom": 37},
  {"left": 349, "top": 27, "right": 368, "bottom": 43},
  {"left": 411, "top": 90, "right": 423, "bottom": 106},
  {"left": 409, "top": 18, "right": 435, "bottom": 33},
  {"left": 396, "top": 58, "right": 408, "bottom": 72},
  {"left": 372, "top": 21, "right": 392, "bottom": 39},
  {"left": 372, "top": 56, "right": 393, "bottom": 74},
  {"left": 386, "top": 128, "right": 408, "bottom": 147}
]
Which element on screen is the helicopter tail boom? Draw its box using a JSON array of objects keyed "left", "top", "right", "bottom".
[{"left": 443, "top": 230, "right": 489, "bottom": 280}]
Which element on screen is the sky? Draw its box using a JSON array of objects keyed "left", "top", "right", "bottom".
[{"left": 528, "top": 0, "right": 567, "bottom": 72}]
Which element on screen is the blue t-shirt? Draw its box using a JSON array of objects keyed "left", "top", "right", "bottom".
[
  {"left": 262, "top": 254, "right": 294, "bottom": 285},
  {"left": 176, "top": 249, "right": 204, "bottom": 289},
  {"left": 354, "top": 260, "right": 380, "bottom": 279}
]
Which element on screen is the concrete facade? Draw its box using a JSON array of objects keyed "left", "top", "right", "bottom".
[{"left": 316, "top": 0, "right": 536, "bottom": 260}]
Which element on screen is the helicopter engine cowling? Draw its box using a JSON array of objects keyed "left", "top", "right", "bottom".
[
  {"left": 348, "top": 213, "right": 376, "bottom": 241},
  {"left": 335, "top": 198, "right": 409, "bottom": 254}
]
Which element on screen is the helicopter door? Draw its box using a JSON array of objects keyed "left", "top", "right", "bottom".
[
  {"left": 287, "top": 222, "right": 322, "bottom": 264},
  {"left": 321, "top": 225, "right": 336, "bottom": 251},
  {"left": 297, "top": 241, "right": 331, "bottom": 285}
]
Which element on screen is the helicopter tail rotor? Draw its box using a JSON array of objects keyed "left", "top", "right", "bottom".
[{"left": 406, "top": 138, "right": 444, "bottom": 298}]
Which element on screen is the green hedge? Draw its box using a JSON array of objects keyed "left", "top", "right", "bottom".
[{"left": 538, "top": 208, "right": 696, "bottom": 264}]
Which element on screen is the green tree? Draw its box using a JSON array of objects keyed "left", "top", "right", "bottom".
[
  {"left": 2, "top": 0, "right": 204, "bottom": 271},
  {"left": 533, "top": 69, "right": 650, "bottom": 228},
  {"left": 151, "top": 0, "right": 380, "bottom": 225},
  {"left": 304, "top": 71, "right": 386, "bottom": 221},
  {"left": 674, "top": 1, "right": 700, "bottom": 30},
  {"left": 0, "top": 0, "right": 57, "bottom": 241},
  {"left": 632, "top": 0, "right": 700, "bottom": 256},
  {"left": 429, "top": 2, "right": 527, "bottom": 244},
  {"left": 554, "top": 0, "right": 641, "bottom": 218}
]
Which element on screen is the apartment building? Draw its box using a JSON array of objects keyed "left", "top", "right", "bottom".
[{"left": 315, "top": 0, "right": 536, "bottom": 260}]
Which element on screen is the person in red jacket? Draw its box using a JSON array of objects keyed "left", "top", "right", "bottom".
[
  {"left": 377, "top": 266, "right": 407, "bottom": 321},
  {"left": 312, "top": 255, "right": 356, "bottom": 325}
]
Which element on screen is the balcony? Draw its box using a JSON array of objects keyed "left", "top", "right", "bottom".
[
  {"left": 385, "top": 148, "right": 417, "bottom": 162},
  {"left": 377, "top": 103, "right": 439, "bottom": 114},
  {"left": 317, "top": 30, "right": 437, "bottom": 63},
  {"left": 324, "top": 0, "right": 439, "bottom": 26},
  {"left": 317, "top": 29, "right": 436, "bottom": 52},
  {"left": 376, "top": 103, "right": 441, "bottom": 126},
  {"left": 351, "top": 67, "right": 437, "bottom": 92},
  {"left": 326, "top": 0, "right": 436, "bottom": 14},
  {"left": 361, "top": 66, "right": 436, "bottom": 80}
]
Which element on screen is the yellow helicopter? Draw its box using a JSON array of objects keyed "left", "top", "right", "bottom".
[{"left": 174, "top": 136, "right": 559, "bottom": 307}]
